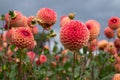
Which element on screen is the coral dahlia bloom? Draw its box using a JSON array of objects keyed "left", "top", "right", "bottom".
[
  {"left": 21, "top": 16, "right": 28, "bottom": 27},
  {"left": 30, "top": 26, "right": 39, "bottom": 35},
  {"left": 39, "top": 55, "right": 47, "bottom": 64},
  {"left": 27, "top": 40, "right": 37, "bottom": 50},
  {"left": 36, "top": 8, "right": 57, "bottom": 30},
  {"left": 27, "top": 51, "right": 36, "bottom": 63},
  {"left": 60, "top": 16, "right": 71, "bottom": 27},
  {"left": 108, "top": 16, "right": 120, "bottom": 30},
  {"left": 60, "top": 20, "right": 90, "bottom": 51},
  {"left": 104, "top": 27, "right": 114, "bottom": 39},
  {"left": 27, "top": 16, "right": 36, "bottom": 28},
  {"left": 105, "top": 42, "right": 117, "bottom": 55},
  {"left": 5, "top": 11, "right": 24, "bottom": 28},
  {"left": 11, "top": 27, "right": 34, "bottom": 48},
  {"left": 87, "top": 39, "right": 98, "bottom": 51},
  {"left": 85, "top": 20, "right": 100, "bottom": 41},
  {"left": 112, "top": 74, "right": 120, "bottom": 80},
  {"left": 114, "top": 38, "right": 120, "bottom": 52},
  {"left": 6, "top": 28, "right": 15, "bottom": 43},
  {"left": 98, "top": 40, "right": 108, "bottom": 50},
  {"left": 116, "top": 28, "right": 120, "bottom": 38}
]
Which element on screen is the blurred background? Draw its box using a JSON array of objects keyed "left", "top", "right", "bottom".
[{"left": 0, "top": 0, "right": 120, "bottom": 47}]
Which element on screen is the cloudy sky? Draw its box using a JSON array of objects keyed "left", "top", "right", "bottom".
[{"left": 0, "top": 0, "right": 120, "bottom": 46}]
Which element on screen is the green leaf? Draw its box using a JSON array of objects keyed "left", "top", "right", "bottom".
[
  {"left": 50, "top": 29, "right": 54, "bottom": 34},
  {"left": 53, "top": 41, "right": 58, "bottom": 53},
  {"left": 83, "top": 46, "right": 88, "bottom": 54},
  {"left": 9, "top": 11, "right": 16, "bottom": 19},
  {"left": 10, "top": 44, "right": 16, "bottom": 51},
  {"left": 0, "top": 14, "right": 5, "bottom": 20}
]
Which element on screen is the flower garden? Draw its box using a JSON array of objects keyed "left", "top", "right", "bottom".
[{"left": 0, "top": 8, "right": 120, "bottom": 80}]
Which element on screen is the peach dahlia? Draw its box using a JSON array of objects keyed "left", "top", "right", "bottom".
[
  {"left": 36, "top": 8, "right": 57, "bottom": 30},
  {"left": 112, "top": 74, "right": 120, "bottom": 80},
  {"left": 5, "top": 11, "right": 24, "bottom": 28},
  {"left": 85, "top": 20, "right": 100, "bottom": 41},
  {"left": 104, "top": 27, "right": 114, "bottom": 39},
  {"left": 11, "top": 27, "right": 34, "bottom": 48}
]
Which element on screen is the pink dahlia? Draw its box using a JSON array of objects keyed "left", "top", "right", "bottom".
[
  {"left": 21, "top": 16, "right": 28, "bottom": 27},
  {"left": 5, "top": 11, "right": 24, "bottom": 28},
  {"left": 108, "top": 16, "right": 120, "bottom": 30},
  {"left": 87, "top": 39, "right": 98, "bottom": 51},
  {"left": 6, "top": 28, "right": 15, "bottom": 43},
  {"left": 112, "top": 74, "right": 120, "bottom": 80},
  {"left": 30, "top": 26, "right": 39, "bottom": 35},
  {"left": 39, "top": 54, "right": 47, "bottom": 64},
  {"left": 104, "top": 27, "right": 114, "bottom": 39},
  {"left": 114, "top": 38, "right": 120, "bottom": 51},
  {"left": 27, "top": 51, "right": 36, "bottom": 63},
  {"left": 36, "top": 8, "right": 57, "bottom": 30},
  {"left": 60, "top": 16, "right": 71, "bottom": 27},
  {"left": 27, "top": 16, "right": 37, "bottom": 28},
  {"left": 60, "top": 20, "right": 90, "bottom": 51},
  {"left": 116, "top": 28, "right": 120, "bottom": 38},
  {"left": 85, "top": 20, "right": 100, "bottom": 41},
  {"left": 105, "top": 42, "right": 117, "bottom": 55},
  {"left": 27, "top": 40, "right": 37, "bottom": 50},
  {"left": 11, "top": 27, "right": 34, "bottom": 48}
]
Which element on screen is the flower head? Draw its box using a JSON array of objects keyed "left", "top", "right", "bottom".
[
  {"left": 116, "top": 28, "right": 120, "bottom": 38},
  {"left": 112, "top": 74, "right": 120, "bottom": 80},
  {"left": 98, "top": 40, "right": 108, "bottom": 50},
  {"left": 27, "top": 51, "right": 36, "bottom": 63},
  {"left": 108, "top": 16, "right": 120, "bottom": 30},
  {"left": 36, "top": 8, "right": 57, "bottom": 30},
  {"left": 39, "top": 55, "right": 47, "bottom": 64},
  {"left": 104, "top": 27, "right": 114, "bottom": 39},
  {"left": 85, "top": 20, "right": 100, "bottom": 41},
  {"left": 11, "top": 27, "right": 34, "bottom": 48},
  {"left": 5, "top": 11, "right": 24, "bottom": 28},
  {"left": 60, "top": 16, "right": 71, "bottom": 27},
  {"left": 60, "top": 20, "right": 90, "bottom": 51}
]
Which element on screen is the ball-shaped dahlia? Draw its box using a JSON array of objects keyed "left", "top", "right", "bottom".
[
  {"left": 11, "top": 27, "right": 34, "bottom": 48},
  {"left": 60, "top": 20, "right": 90, "bottom": 51},
  {"left": 116, "top": 28, "right": 120, "bottom": 38},
  {"left": 85, "top": 20, "right": 100, "bottom": 41},
  {"left": 60, "top": 16, "right": 71, "bottom": 27},
  {"left": 5, "top": 11, "right": 24, "bottom": 28},
  {"left": 98, "top": 40, "right": 108, "bottom": 50},
  {"left": 105, "top": 42, "right": 117, "bottom": 55},
  {"left": 6, "top": 28, "right": 15, "bottom": 43},
  {"left": 30, "top": 26, "right": 39, "bottom": 35},
  {"left": 36, "top": 8, "right": 57, "bottom": 30},
  {"left": 27, "top": 51, "right": 36, "bottom": 63},
  {"left": 108, "top": 16, "right": 120, "bottom": 30},
  {"left": 27, "top": 16, "right": 37, "bottom": 28},
  {"left": 27, "top": 40, "right": 37, "bottom": 50},
  {"left": 39, "top": 54, "right": 47, "bottom": 64},
  {"left": 114, "top": 60, "right": 120, "bottom": 72},
  {"left": 114, "top": 38, "right": 120, "bottom": 51},
  {"left": 87, "top": 39, "right": 98, "bottom": 51},
  {"left": 21, "top": 16, "right": 28, "bottom": 27},
  {"left": 104, "top": 27, "right": 114, "bottom": 39},
  {"left": 112, "top": 74, "right": 120, "bottom": 80}
]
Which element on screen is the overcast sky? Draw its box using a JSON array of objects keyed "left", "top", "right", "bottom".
[{"left": 0, "top": 0, "right": 120, "bottom": 46}]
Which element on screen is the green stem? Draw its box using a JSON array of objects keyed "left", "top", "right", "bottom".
[
  {"left": 73, "top": 51, "right": 76, "bottom": 79},
  {"left": 22, "top": 60, "right": 36, "bottom": 80},
  {"left": 79, "top": 52, "right": 87, "bottom": 79},
  {"left": 18, "top": 53, "right": 22, "bottom": 80},
  {"left": 89, "top": 41, "right": 94, "bottom": 80}
]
